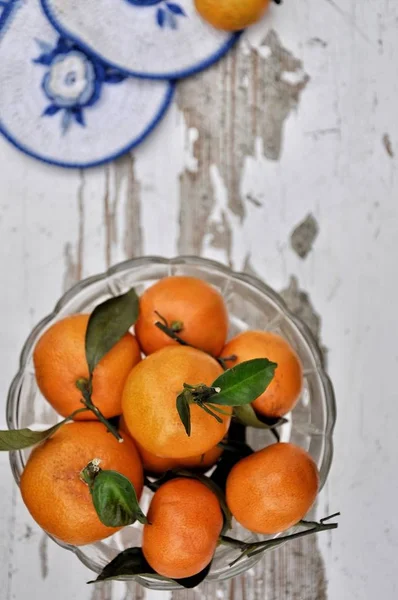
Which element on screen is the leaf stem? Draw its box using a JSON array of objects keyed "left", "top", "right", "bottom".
[
  {"left": 153, "top": 311, "right": 169, "bottom": 328},
  {"left": 321, "top": 512, "right": 341, "bottom": 523},
  {"left": 219, "top": 535, "right": 246, "bottom": 549},
  {"left": 155, "top": 321, "right": 190, "bottom": 346},
  {"left": 198, "top": 402, "right": 223, "bottom": 423},
  {"left": 81, "top": 398, "right": 123, "bottom": 443},
  {"left": 68, "top": 407, "right": 90, "bottom": 420},
  {"left": 230, "top": 513, "right": 340, "bottom": 566},
  {"left": 77, "top": 378, "right": 123, "bottom": 443},
  {"left": 207, "top": 404, "right": 232, "bottom": 417},
  {"left": 219, "top": 513, "right": 340, "bottom": 567},
  {"left": 270, "top": 427, "right": 280, "bottom": 442},
  {"left": 300, "top": 512, "right": 341, "bottom": 528},
  {"left": 217, "top": 355, "right": 237, "bottom": 370},
  {"left": 154, "top": 321, "right": 235, "bottom": 370}
]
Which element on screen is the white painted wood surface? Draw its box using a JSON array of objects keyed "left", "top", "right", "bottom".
[{"left": 1, "top": 0, "right": 398, "bottom": 598}]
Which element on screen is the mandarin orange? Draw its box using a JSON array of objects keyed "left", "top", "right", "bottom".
[
  {"left": 122, "top": 346, "right": 231, "bottom": 459},
  {"left": 135, "top": 276, "right": 228, "bottom": 357},
  {"left": 20, "top": 422, "right": 144, "bottom": 545},
  {"left": 221, "top": 331, "right": 303, "bottom": 418},
  {"left": 119, "top": 415, "right": 222, "bottom": 474},
  {"left": 138, "top": 440, "right": 222, "bottom": 475},
  {"left": 33, "top": 314, "right": 141, "bottom": 419},
  {"left": 143, "top": 478, "right": 223, "bottom": 579},
  {"left": 195, "top": 0, "right": 271, "bottom": 31},
  {"left": 226, "top": 443, "right": 319, "bottom": 534}
]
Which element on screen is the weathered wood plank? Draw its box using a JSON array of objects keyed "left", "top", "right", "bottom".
[{"left": 0, "top": 145, "right": 95, "bottom": 600}]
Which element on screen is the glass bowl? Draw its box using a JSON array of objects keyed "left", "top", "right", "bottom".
[{"left": 7, "top": 256, "right": 336, "bottom": 590}]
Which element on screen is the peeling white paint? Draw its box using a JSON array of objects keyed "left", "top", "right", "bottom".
[
  {"left": 135, "top": 103, "right": 181, "bottom": 257},
  {"left": 203, "top": 164, "right": 246, "bottom": 269},
  {"left": 281, "top": 69, "right": 308, "bottom": 85},
  {"left": 257, "top": 45, "right": 272, "bottom": 60},
  {"left": 240, "top": 137, "right": 268, "bottom": 205},
  {"left": 239, "top": 38, "right": 252, "bottom": 56},
  {"left": 184, "top": 127, "right": 199, "bottom": 173},
  {"left": 241, "top": 74, "right": 250, "bottom": 89}
]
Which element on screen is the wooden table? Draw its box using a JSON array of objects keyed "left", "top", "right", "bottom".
[{"left": 1, "top": 1, "right": 397, "bottom": 598}]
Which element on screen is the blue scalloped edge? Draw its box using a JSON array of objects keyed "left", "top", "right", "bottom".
[
  {"left": 40, "top": 0, "right": 242, "bottom": 81},
  {"left": 0, "top": 0, "right": 176, "bottom": 169}
]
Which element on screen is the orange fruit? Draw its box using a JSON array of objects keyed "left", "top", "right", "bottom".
[
  {"left": 119, "top": 414, "right": 222, "bottom": 474},
  {"left": 122, "top": 346, "right": 231, "bottom": 458},
  {"left": 119, "top": 415, "right": 223, "bottom": 474},
  {"left": 138, "top": 439, "right": 222, "bottom": 475},
  {"left": 226, "top": 443, "right": 319, "bottom": 534},
  {"left": 135, "top": 276, "right": 228, "bottom": 357},
  {"left": 34, "top": 314, "right": 141, "bottom": 419},
  {"left": 20, "top": 422, "right": 144, "bottom": 545},
  {"left": 195, "top": 0, "right": 270, "bottom": 31},
  {"left": 142, "top": 478, "right": 223, "bottom": 578},
  {"left": 221, "top": 331, "right": 303, "bottom": 418}
]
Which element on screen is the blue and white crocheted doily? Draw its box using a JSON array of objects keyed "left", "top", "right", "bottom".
[
  {"left": 0, "top": 0, "right": 174, "bottom": 168},
  {"left": 41, "top": 0, "right": 240, "bottom": 80}
]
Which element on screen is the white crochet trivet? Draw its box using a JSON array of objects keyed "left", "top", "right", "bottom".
[
  {"left": 0, "top": 0, "right": 174, "bottom": 168},
  {"left": 41, "top": 0, "right": 239, "bottom": 79}
]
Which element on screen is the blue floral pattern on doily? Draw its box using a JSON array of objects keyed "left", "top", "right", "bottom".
[
  {"left": 125, "top": 0, "right": 186, "bottom": 30},
  {"left": 33, "top": 37, "right": 127, "bottom": 134}
]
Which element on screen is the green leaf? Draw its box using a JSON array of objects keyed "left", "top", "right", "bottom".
[
  {"left": 0, "top": 408, "right": 87, "bottom": 451},
  {"left": 175, "top": 562, "right": 212, "bottom": 588},
  {"left": 90, "top": 547, "right": 158, "bottom": 583},
  {"left": 85, "top": 288, "right": 139, "bottom": 375},
  {"left": 90, "top": 547, "right": 212, "bottom": 589},
  {"left": 206, "top": 404, "right": 231, "bottom": 417},
  {"left": 0, "top": 423, "right": 63, "bottom": 451},
  {"left": 233, "top": 404, "right": 287, "bottom": 429},
  {"left": 210, "top": 358, "right": 277, "bottom": 406},
  {"left": 176, "top": 392, "right": 191, "bottom": 437},
  {"left": 198, "top": 402, "right": 223, "bottom": 423},
  {"left": 91, "top": 470, "right": 147, "bottom": 527}
]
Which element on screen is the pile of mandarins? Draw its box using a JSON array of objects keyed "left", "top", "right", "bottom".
[{"left": 21, "top": 275, "right": 320, "bottom": 582}]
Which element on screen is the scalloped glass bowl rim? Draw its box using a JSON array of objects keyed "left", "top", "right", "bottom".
[{"left": 6, "top": 255, "right": 336, "bottom": 589}]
